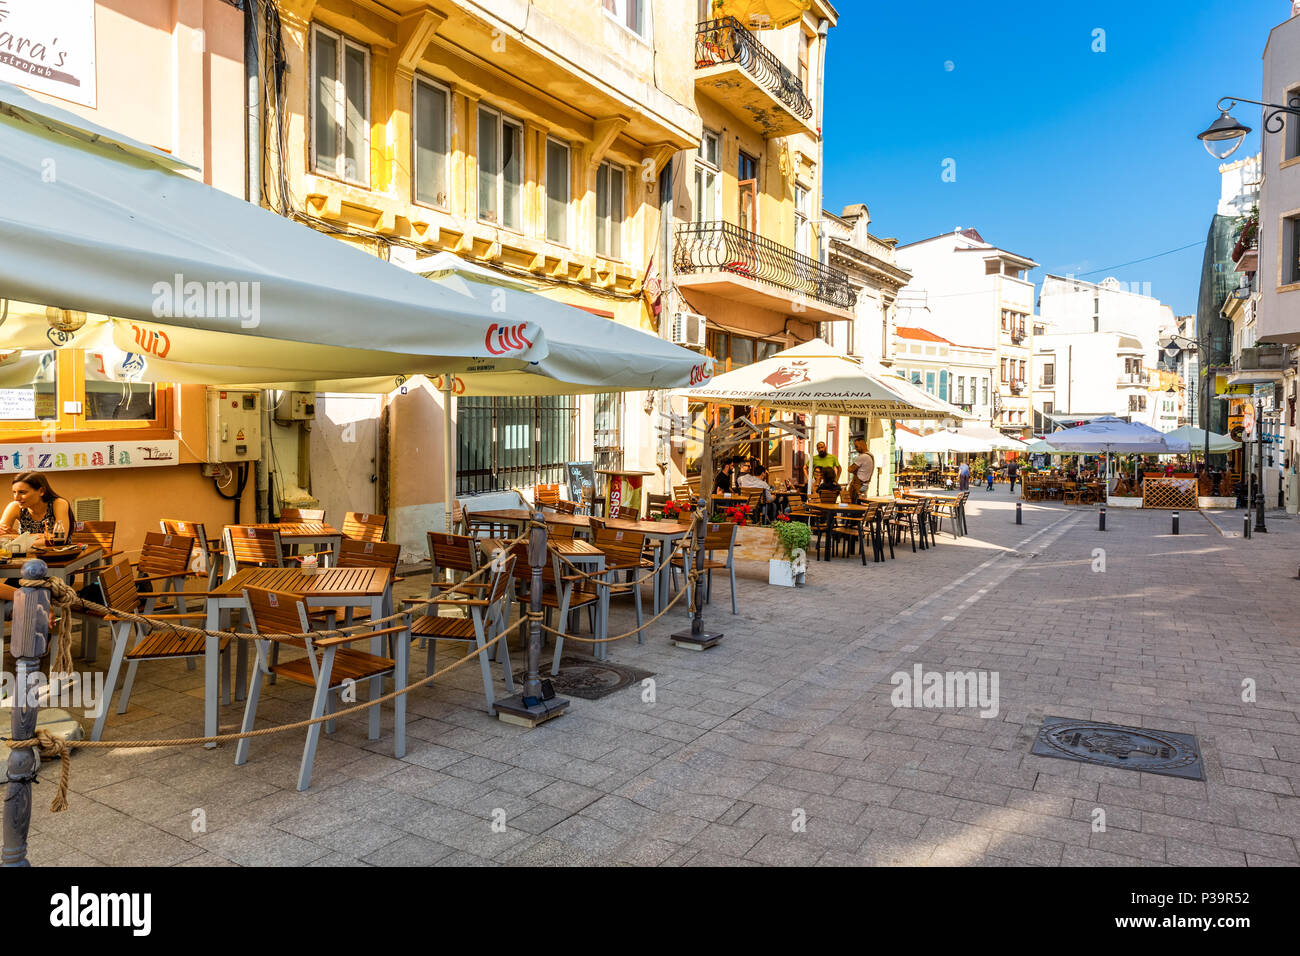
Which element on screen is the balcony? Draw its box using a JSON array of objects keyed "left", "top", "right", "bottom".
[
  {"left": 1228, "top": 344, "right": 1287, "bottom": 386},
  {"left": 674, "top": 220, "right": 857, "bottom": 321},
  {"left": 1117, "top": 371, "right": 1149, "bottom": 386},
  {"left": 694, "top": 18, "right": 815, "bottom": 137},
  {"left": 1011, "top": 328, "right": 1026, "bottom": 345},
  {"left": 1008, "top": 379, "right": 1024, "bottom": 395}
]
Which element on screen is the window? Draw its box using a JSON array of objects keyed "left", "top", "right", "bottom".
[
  {"left": 1042, "top": 362, "right": 1055, "bottom": 386},
  {"left": 939, "top": 370, "right": 948, "bottom": 402},
  {"left": 545, "top": 138, "right": 571, "bottom": 244},
  {"left": 0, "top": 351, "right": 56, "bottom": 421},
  {"left": 910, "top": 371, "right": 922, "bottom": 386},
  {"left": 1033, "top": 324, "right": 1044, "bottom": 336},
  {"left": 603, "top": 0, "right": 646, "bottom": 36},
  {"left": 1018, "top": 360, "right": 1026, "bottom": 382},
  {"left": 1287, "top": 85, "right": 1300, "bottom": 161},
  {"left": 1042, "top": 400, "right": 1054, "bottom": 417},
  {"left": 987, "top": 261, "right": 1001, "bottom": 276},
  {"left": 596, "top": 160, "right": 625, "bottom": 259},
  {"left": 694, "top": 129, "right": 721, "bottom": 224},
  {"left": 413, "top": 76, "right": 449, "bottom": 207},
  {"left": 738, "top": 150, "right": 758, "bottom": 232},
  {"left": 794, "top": 184, "right": 811, "bottom": 257},
  {"left": 1000, "top": 358, "right": 1008, "bottom": 382},
  {"left": 312, "top": 25, "right": 370, "bottom": 186},
  {"left": 957, "top": 376, "right": 965, "bottom": 403},
  {"left": 478, "top": 106, "right": 524, "bottom": 230},
  {"left": 798, "top": 31, "right": 810, "bottom": 91},
  {"left": 1001, "top": 309, "right": 1008, "bottom": 330},
  {"left": 982, "top": 378, "right": 989, "bottom": 406},
  {"left": 1288, "top": 215, "right": 1300, "bottom": 284},
  {"left": 456, "top": 395, "right": 576, "bottom": 495},
  {"left": 84, "top": 353, "right": 155, "bottom": 420},
  {"left": 925, "top": 371, "right": 936, "bottom": 395}
]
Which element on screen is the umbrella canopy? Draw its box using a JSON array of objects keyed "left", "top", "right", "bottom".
[
  {"left": 1162, "top": 425, "right": 1241, "bottom": 454},
  {"left": 682, "top": 338, "right": 968, "bottom": 420},
  {"left": 0, "top": 82, "right": 711, "bottom": 396},
  {"left": 956, "top": 425, "right": 1029, "bottom": 452},
  {"left": 897, "top": 428, "right": 991, "bottom": 454},
  {"left": 1041, "top": 416, "right": 1171, "bottom": 454},
  {"left": 1024, "top": 439, "right": 1074, "bottom": 455},
  {"left": 708, "top": 0, "right": 811, "bottom": 29}
]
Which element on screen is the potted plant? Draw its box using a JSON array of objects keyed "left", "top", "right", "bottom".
[{"left": 768, "top": 514, "right": 810, "bottom": 587}]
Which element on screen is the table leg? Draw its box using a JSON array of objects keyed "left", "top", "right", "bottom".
[
  {"left": 394, "top": 625, "right": 408, "bottom": 759},
  {"left": 368, "top": 595, "right": 384, "bottom": 740},
  {"left": 598, "top": 561, "right": 610, "bottom": 662},
  {"left": 233, "top": 607, "right": 247, "bottom": 702}
]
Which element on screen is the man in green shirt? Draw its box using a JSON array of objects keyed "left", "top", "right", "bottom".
[{"left": 811, "top": 441, "right": 841, "bottom": 485}]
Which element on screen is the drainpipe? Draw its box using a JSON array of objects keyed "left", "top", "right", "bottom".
[
  {"left": 247, "top": 1, "right": 270, "bottom": 522},
  {"left": 658, "top": 154, "right": 675, "bottom": 491}
]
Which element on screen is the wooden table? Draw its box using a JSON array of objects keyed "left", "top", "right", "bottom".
[
  {"left": 2, "top": 545, "right": 105, "bottom": 661},
  {"left": 806, "top": 502, "right": 883, "bottom": 562},
  {"left": 204, "top": 566, "right": 394, "bottom": 751}
]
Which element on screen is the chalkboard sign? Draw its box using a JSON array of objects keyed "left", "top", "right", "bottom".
[{"left": 566, "top": 461, "right": 595, "bottom": 504}]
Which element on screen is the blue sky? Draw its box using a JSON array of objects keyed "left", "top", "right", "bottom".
[{"left": 822, "top": 0, "right": 1285, "bottom": 316}]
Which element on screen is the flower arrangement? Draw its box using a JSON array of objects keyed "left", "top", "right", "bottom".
[
  {"left": 772, "top": 516, "right": 811, "bottom": 560},
  {"left": 721, "top": 504, "right": 749, "bottom": 527},
  {"left": 663, "top": 499, "right": 688, "bottom": 519}
]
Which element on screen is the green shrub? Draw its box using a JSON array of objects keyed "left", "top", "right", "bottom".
[{"left": 772, "top": 517, "right": 811, "bottom": 559}]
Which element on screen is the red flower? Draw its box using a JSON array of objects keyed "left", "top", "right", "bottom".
[{"left": 776, "top": 513, "right": 790, "bottom": 522}]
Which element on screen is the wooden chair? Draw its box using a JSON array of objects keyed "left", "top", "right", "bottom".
[
  {"left": 817, "top": 488, "right": 841, "bottom": 504},
  {"left": 671, "top": 484, "right": 694, "bottom": 504},
  {"left": 279, "top": 507, "right": 326, "bottom": 522},
  {"left": 613, "top": 505, "right": 640, "bottom": 521},
  {"left": 534, "top": 484, "right": 561, "bottom": 509},
  {"left": 831, "top": 503, "right": 880, "bottom": 562},
  {"left": 68, "top": 519, "right": 120, "bottom": 587},
  {"left": 236, "top": 586, "right": 406, "bottom": 791},
  {"left": 499, "top": 543, "right": 602, "bottom": 676},
  {"left": 553, "top": 499, "right": 580, "bottom": 515},
  {"left": 1063, "top": 482, "right": 1085, "bottom": 506},
  {"left": 427, "top": 531, "right": 484, "bottom": 592},
  {"left": 464, "top": 509, "right": 510, "bottom": 539},
  {"left": 223, "top": 526, "right": 286, "bottom": 578},
  {"left": 405, "top": 555, "right": 517, "bottom": 713},
  {"left": 132, "top": 531, "right": 196, "bottom": 599},
  {"left": 646, "top": 493, "right": 670, "bottom": 516},
  {"left": 672, "top": 522, "right": 738, "bottom": 615},
  {"left": 929, "top": 493, "right": 968, "bottom": 538},
  {"left": 161, "top": 520, "right": 223, "bottom": 590},
  {"left": 889, "top": 500, "right": 924, "bottom": 553},
  {"left": 87, "top": 559, "right": 229, "bottom": 741},
  {"left": 588, "top": 517, "right": 647, "bottom": 631},
  {"left": 309, "top": 538, "right": 402, "bottom": 628},
  {"left": 547, "top": 521, "right": 578, "bottom": 540},
  {"left": 341, "top": 511, "right": 387, "bottom": 542}
]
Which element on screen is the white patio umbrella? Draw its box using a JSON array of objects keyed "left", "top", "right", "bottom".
[
  {"left": 682, "top": 338, "right": 969, "bottom": 493},
  {"left": 1042, "top": 416, "right": 1171, "bottom": 497},
  {"left": 897, "top": 428, "right": 988, "bottom": 454},
  {"left": 1162, "top": 425, "right": 1241, "bottom": 455}
]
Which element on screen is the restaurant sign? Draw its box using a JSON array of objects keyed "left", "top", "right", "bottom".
[
  {"left": 0, "top": 440, "right": 179, "bottom": 473},
  {"left": 0, "top": 0, "right": 97, "bottom": 108}
]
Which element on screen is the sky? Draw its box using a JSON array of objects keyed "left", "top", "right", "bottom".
[{"left": 822, "top": 0, "right": 1287, "bottom": 317}]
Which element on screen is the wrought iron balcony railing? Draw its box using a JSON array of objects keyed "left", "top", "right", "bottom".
[
  {"left": 674, "top": 220, "right": 855, "bottom": 312},
  {"left": 695, "top": 17, "right": 813, "bottom": 120},
  {"left": 1011, "top": 328, "right": 1026, "bottom": 344},
  {"left": 1008, "top": 379, "right": 1024, "bottom": 395}
]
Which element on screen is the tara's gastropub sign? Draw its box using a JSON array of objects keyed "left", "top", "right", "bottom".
[{"left": 0, "top": 0, "right": 97, "bottom": 108}]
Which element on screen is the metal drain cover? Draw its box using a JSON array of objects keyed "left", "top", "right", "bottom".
[{"left": 1030, "top": 717, "right": 1204, "bottom": 780}]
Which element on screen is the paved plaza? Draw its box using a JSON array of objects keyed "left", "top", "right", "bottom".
[{"left": 23, "top": 489, "right": 1300, "bottom": 866}]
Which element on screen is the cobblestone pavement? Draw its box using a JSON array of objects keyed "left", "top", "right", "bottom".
[{"left": 23, "top": 489, "right": 1300, "bottom": 866}]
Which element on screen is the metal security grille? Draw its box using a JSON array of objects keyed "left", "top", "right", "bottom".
[
  {"left": 593, "top": 391, "right": 624, "bottom": 475},
  {"left": 456, "top": 395, "right": 577, "bottom": 495}
]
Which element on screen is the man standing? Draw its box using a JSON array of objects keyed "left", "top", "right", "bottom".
[
  {"left": 958, "top": 461, "right": 970, "bottom": 491},
  {"left": 811, "top": 441, "right": 841, "bottom": 488},
  {"left": 848, "top": 437, "right": 875, "bottom": 503},
  {"left": 1007, "top": 458, "right": 1019, "bottom": 493}
]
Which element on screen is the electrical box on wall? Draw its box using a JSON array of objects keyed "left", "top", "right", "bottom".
[
  {"left": 274, "top": 391, "right": 316, "bottom": 424},
  {"left": 206, "top": 389, "right": 262, "bottom": 463}
]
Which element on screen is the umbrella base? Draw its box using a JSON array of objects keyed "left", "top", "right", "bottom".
[
  {"left": 495, "top": 694, "right": 569, "bottom": 728},
  {"left": 670, "top": 629, "right": 724, "bottom": 651}
]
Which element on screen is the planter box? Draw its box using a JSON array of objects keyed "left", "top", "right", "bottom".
[
  {"left": 1199, "top": 496, "right": 1237, "bottom": 509},
  {"left": 733, "top": 525, "right": 777, "bottom": 562},
  {"left": 1106, "top": 495, "right": 1144, "bottom": 509},
  {"left": 768, "top": 558, "right": 805, "bottom": 587}
]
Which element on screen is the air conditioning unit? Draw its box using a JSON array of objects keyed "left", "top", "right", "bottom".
[{"left": 671, "top": 310, "right": 706, "bottom": 349}]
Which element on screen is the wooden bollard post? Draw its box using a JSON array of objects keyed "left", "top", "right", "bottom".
[
  {"left": 3, "top": 559, "right": 51, "bottom": 867},
  {"left": 672, "top": 502, "right": 724, "bottom": 650}
]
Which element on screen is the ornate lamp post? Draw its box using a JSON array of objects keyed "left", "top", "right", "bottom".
[{"left": 1196, "top": 95, "right": 1300, "bottom": 159}]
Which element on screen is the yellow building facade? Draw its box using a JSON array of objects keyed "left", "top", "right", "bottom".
[{"left": 265, "top": 0, "right": 702, "bottom": 537}]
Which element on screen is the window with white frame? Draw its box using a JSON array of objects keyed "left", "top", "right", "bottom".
[
  {"left": 545, "top": 138, "right": 571, "bottom": 245},
  {"left": 694, "top": 129, "right": 720, "bottom": 224},
  {"left": 312, "top": 25, "right": 370, "bottom": 186},
  {"left": 957, "top": 376, "right": 965, "bottom": 404},
  {"left": 413, "top": 76, "right": 449, "bottom": 208},
  {"left": 596, "top": 160, "right": 625, "bottom": 259},
  {"left": 478, "top": 106, "right": 524, "bottom": 230},
  {"left": 602, "top": 0, "right": 646, "bottom": 37}
]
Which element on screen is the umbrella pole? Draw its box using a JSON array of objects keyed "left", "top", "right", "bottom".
[
  {"left": 807, "top": 405, "right": 817, "bottom": 498},
  {"left": 443, "top": 375, "right": 454, "bottom": 532}
]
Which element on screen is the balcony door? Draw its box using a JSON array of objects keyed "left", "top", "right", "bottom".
[{"left": 738, "top": 150, "right": 758, "bottom": 234}]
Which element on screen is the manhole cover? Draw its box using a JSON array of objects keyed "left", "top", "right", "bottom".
[
  {"left": 1030, "top": 716, "right": 1204, "bottom": 780},
  {"left": 517, "top": 656, "right": 653, "bottom": 701}
]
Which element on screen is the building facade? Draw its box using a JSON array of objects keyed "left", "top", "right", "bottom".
[
  {"left": 1252, "top": 8, "right": 1300, "bottom": 509},
  {"left": 894, "top": 228, "right": 1038, "bottom": 438},
  {"left": 669, "top": 0, "right": 846, "bottom": 488},
  {"left": 261, "top": 0, "right": 701, "bottom": 546},
  {"left": 0, "top": 0, "right": 255, "bottom": 548}
]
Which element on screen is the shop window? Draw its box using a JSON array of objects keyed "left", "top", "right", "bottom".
[
  {"left": 84, "top": 353, "right": 155, "bottom": 420},
  {"left": 0, "top": 351, "right": 57, "bottom": 422},
  {"left": 0, "top": 350, "right": 172, "bottom": 440}
]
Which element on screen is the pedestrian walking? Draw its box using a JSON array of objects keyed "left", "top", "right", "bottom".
[
  {"left": 986, "top": 465, "right": 994, "bottom": 492},
  {"left": 1007, "top": 459, "right": 1019, "bottom": 493},
  {"left": 958, "top": 461, "right": 970, "bottom": 491}
]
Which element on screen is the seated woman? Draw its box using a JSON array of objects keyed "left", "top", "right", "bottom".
[
  {"left": 0, "top": 472, "right": 73, "bottom": 546},
  {"left": 815, "top": 466, "right": 840, "bottom": 493}
]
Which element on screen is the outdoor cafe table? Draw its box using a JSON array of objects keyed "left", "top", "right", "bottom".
[
  {"left": 2, "top": 544, "right": 106, "bottom": 659},
  {"left": 467, "top": 510, "right": 689, "bottom": 614},
  {"left": 481, "top": 536, "right": 612, "bottom": 662},
  {"left": 806, "top": 502, "right": 884, "bottom": 562},
  {"left": 202, "top": 565, "right": 394, "bottom": 750}
]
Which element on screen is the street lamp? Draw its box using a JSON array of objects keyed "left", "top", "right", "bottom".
[
  {"left": 1162, "top": 336, "right": 1212, "bottom": 498},
  {"left": 1197, "top": 95, "right": 1300, "bottom": 159}
]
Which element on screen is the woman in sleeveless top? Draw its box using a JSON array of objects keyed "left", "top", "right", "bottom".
[{"left": 0, "top": 472, "right": 73, "bottom": 544}]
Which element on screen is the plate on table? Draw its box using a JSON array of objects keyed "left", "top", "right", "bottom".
[{"left": 32, "top": 545, "right": 82, "bottom": 559}]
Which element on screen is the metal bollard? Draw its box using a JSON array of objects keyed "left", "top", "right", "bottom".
[
  {"left": 1015, "top": 502, "right": 1022, "bottom": 525},
  {"left": 1099, "top": 506, "right": 1106, "bottom": 531},
  {"left": 1244, "top": 513, "right": 1252, "bottom": 539},
  {"left": 1172, "top": 511, "right": 1179, "bottom": 535}
]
